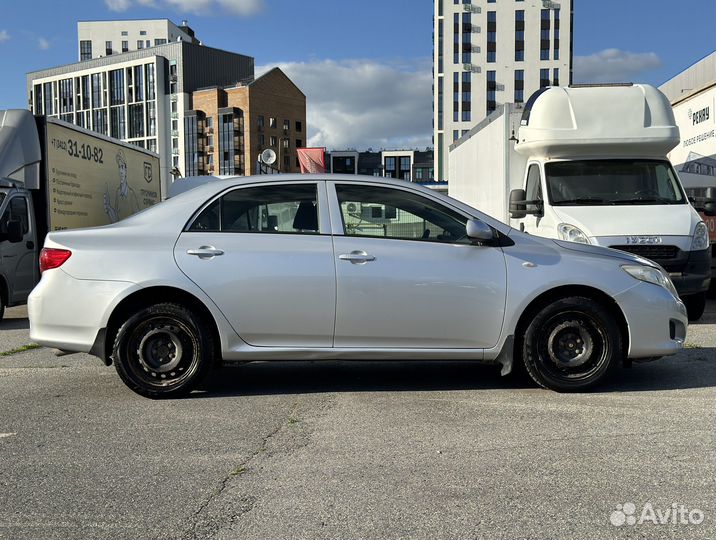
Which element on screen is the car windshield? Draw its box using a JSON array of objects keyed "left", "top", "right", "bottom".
[{"left": 545, "top": 160, "right": 686, "bottom": 206}]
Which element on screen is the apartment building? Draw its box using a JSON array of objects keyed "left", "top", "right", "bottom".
[
  {"left": 78, "top": 19, "right": 199, "bottom": 61},
  {"left": 433, "top": 0, "right": 573, "bottom": 181},
  {"left": 27, "top": 41, "right": 254, "bottom": 191},
  {"left": 185, "top": 68, "right": 306, "bottom": 176}
]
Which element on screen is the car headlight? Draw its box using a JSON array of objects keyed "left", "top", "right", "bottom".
[
  {"left": 622, "top": 264, "right": 679, "bottom": 298},
  {"left": 557, "top": 223, "right": 591, "bottom": 244},
  {"left": 691, "top": 221, "right": 709, "bottom": 251}
]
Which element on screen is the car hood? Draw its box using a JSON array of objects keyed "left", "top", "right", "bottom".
[
  {"left": 551, "top": 204, "right": 695, "bottom": 237},
  {"left": 552, "top": 239, "right": 655, "bottom": 267}
]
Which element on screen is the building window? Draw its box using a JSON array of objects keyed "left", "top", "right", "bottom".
[
  {"left": 140, "top": 30, "right": 147, "bottom": 36},
  {"left": 258, "top": 133, "right": 265, "bottom": 146},
  {"left": 487, "top": 70, "right": 496, "bottom": 115},
  {"left": 540, "top": 9, "right": 550, "bottom": 60},
  {"left": 129, "top": 103, "right": 145, "bottom": 138},
  {"left": 295, "top": 120, "right": 302, "bottom": 132},
  {"left": 553, "top": 68, "right": 559, "bottom": 86},
  {"left": 514, "top": 69, "right": 524, "bottom": 103},
  {"left": 515, "top": 10, "right": 525, "bottom": 62},
  {"left": 105, "top": 41, "right": 112, "bottom": 55},
  {"left": 270, "top": 135, "right": 277, "bottom": 147},
  {"left": 121, "top": 31, "right": 128, "bottom": 36},
  {"left": 121, "top": 40, "right": 129, "bottom": 52},
  {"left": 554, "top": 8, "right": 560, "bottom": 60},
  {"left": 283, "top": 119, "right": 290, "bottom": 131},
  {"left": 487, "top": 11, "right": 496, "bottom": 63},
  {"left": 540, "top": 68, "right": 550, "bottom": 88},
  {"left": 462, "top": 71, "right": 471, "bottom": 117},
  {"left": 269, "top": 117, "right": 276, "bottom": 128},
  {"left": 257, "top": 115, "right": 264, "bottom": 128},
  {"left": 80, "top": 40, "right": 92, "bottom": 60},
  {"left": 438, "top": 19, "right": 444, "bottom": 74},
  {"left": 296, "top": 139, "right": 303, "bottom": 148},
  {"left": 453, "top": 130, "right": 459, "bottom": 142},
  {"left": 155, "top": 38, "right": 167, "bottom": 46},
  {"left": 461, "top": 12, "right": 472, "bottom": 64},
  {"left": 109, "top": 69, "right": 125, "bottom": 105},
  {"left": 137, "top": 40, "right": 144, "bottom": 49}
]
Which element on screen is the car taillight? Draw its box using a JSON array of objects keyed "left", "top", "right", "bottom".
[{"left": 39, "top": 248, "right": 72, "bottom": 273}]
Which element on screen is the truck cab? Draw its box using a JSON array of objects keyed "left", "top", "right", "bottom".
[
  {"left": 508, "top": 85, "right": 711, "bottom": 320},
  {"left": 0, "top": 181, "right": 38, "bottom": 317}
]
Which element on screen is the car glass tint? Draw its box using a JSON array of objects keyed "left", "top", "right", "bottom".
[
  {"left": 189, "top": 184, "right": 319, "bottom": 234},
  {"left": 335, "top": 184, "right": 468, "bottom": 243}
]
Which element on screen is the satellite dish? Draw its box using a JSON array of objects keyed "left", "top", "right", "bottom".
[{"left": 260, "top": 148, "right": 277, "bottom": 165}]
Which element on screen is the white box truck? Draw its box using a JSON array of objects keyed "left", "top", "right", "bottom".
[
  {"left": 449, "top": 84, "right": 712, "bottom": 321},
  {"left": 0, "top": 109, "right": 162, "bottom": 320}
]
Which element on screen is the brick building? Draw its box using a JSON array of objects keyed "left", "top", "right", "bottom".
[{"left": 185, "top": 68, "right": 306, "bottom": 176}]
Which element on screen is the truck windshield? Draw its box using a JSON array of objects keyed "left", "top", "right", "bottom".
[{"left": 546, "top": 160, "right": 686, "bottom": 206}]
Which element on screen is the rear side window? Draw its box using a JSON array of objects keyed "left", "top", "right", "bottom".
[{"left": 188, "top": 184, "right": 319, "bottom": 234}]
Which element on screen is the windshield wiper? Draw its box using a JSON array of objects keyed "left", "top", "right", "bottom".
[
  {"left": 553, "top": 197, "right": 610, "bottom": 205},
  {"left": 613, "top": 198, "right": 675, "bottom": 205}
]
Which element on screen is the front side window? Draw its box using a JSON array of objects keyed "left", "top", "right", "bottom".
[
  {"left": 525, "top": 164, "right": 543, "bottom": 213},
  {"left": 189, "top": 184, "right": 319, "bottom": 234},
  {"left": 336, "top": 184, "right": 468, "bottom": 244}
]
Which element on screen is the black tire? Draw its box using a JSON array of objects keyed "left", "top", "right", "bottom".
[
  {"left": 112, "top": 302, "right": 214, "bottom": 398},
  {"left": 0, "top": 296, "right": 4, "bottom": 322},
  {"left": 683, "top": 293, "right": 706, "bottom": 322},
  {"left": 522, "top": 296, "right": 621, "bottom": 392}
]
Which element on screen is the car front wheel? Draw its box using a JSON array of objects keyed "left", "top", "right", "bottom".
[
  {"left": 522, "top": 296, "right": 621, "bottom": 392},
  {"left": 112, "top": 302, "right": 214, "bottom": 398}
]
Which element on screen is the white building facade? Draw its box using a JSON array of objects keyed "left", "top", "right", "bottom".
[
  {"left": 28, "top": 42, "right": 253, "bottom": 192},
  {"left": 433, "top": 0, "right": 572, "bottom": 181},
  {"left": 77, "top": 19, "right": 199, "bottom": 61}
]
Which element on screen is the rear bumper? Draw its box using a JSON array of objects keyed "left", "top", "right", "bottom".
[
  {"left": 614, "top": 281, "right": 688, "bottom": 358},
  {"left": 28, "top": 269, "right": 131, "bottom": 353}
]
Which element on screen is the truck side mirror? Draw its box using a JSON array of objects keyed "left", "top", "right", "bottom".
[
  {"left": 705, "top": 187, "right": 716, "bottom": 217},
  {"left": 509, "top": 189, "right": 527, "bottom": 219},
  {"left": 6, "top": 219, "right": 24, "bottom": 243}
]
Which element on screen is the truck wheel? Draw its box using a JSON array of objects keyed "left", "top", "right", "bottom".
[
  {"left": 522, "top": 296, "right": 621, "bottom": 392},
  {"left": 683, "top": 293, "right": 706, "bottom": 322},
  {"left": 112, "top": 302, "right": 214, "bottom": 398}
]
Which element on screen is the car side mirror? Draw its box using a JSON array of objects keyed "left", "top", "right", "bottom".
[
  {"left": 6, "top": 219, "right": 23, "bottom": 243},
  {"left": 466, "top": 219, "right": 493, "bottom": 242}
]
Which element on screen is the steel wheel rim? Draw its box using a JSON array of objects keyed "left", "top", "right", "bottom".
[
  {"left": 126, "top": 316, "right": 199, "bottom": 389},
  {"left": 536, "top": 310, "right": 609, "bottom": 382}
]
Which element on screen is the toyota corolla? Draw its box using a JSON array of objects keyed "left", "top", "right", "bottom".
[{"left": 28, "top": 175, "right": 687, "bottom": 398}]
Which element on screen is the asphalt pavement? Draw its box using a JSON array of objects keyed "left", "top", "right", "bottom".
[{"left": 1, "top": 302, "right": 714, "bottom": 540}]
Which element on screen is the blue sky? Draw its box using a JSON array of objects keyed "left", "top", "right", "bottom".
[{"left": 0, "top": 0, "right": 714, "bottom": 149}]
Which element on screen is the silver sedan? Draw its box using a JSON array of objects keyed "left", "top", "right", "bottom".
[{"left": 29, "top": 175, "right": 687, "bottom": 397}]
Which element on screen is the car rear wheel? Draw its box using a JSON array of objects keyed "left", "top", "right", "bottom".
[
  {"left": 112, "top": 302, "right": 213, "bottom": 398},
  {"left": 522, "top": 296, "right": 621, "bottom": 392}
]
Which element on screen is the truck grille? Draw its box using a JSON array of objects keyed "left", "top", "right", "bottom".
[{"left": 610, "top": 245, "right": 680, "bottom": 260}]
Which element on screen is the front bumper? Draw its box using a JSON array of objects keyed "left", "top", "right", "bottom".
[
  {"left": 28, "top": 268, "right": 132, "bottom": 353},
  {"left": 669, "top": 247, "right": 711, "bottom": 297},
  {"left": 614, "top": 281, "right": 688, "bottom": 359}
]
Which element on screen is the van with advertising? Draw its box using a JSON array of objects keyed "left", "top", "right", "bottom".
[{"left": 0, "top": 109, "right": 161, "bottom": 319}]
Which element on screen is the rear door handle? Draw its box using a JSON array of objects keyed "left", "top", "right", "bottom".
[
  {"left": 339, "top": 250, "right": 376, "bottom": 264},
  {"left": 186, "top": 246, "right": 224, "bottom": 258}
]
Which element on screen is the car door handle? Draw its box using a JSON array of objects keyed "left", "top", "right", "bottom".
[
  {"left": 339, "top": 250, "right": 376, "bottom": 264},
  {"left": 186, "top": 246, "right": 224, "bottom": 258}
]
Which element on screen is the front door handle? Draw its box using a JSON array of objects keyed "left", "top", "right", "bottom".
[
  {"left": 339, "top": 250, "right": 376, "bottom": 264},
  {"left": 186, "top": 246, "right": 224, "bottom": 259}
]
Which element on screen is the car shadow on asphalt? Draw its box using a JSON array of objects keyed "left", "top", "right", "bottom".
[
  {"left": 192, "top": 352, "right": 716, "bottom": 398},
  {"left": 0, "top": 317, "right": 30, "bottom": 331}
]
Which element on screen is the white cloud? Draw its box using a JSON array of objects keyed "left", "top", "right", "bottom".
[
  {"left": 105, "top": 0, "right": 132, "bottom": 11},
  {"left": 105, "top": 0, "right": 263, "bottom": 15},
  {"left": 38, "top": 37, "right": 50, "bottom": 50},
  {"left": 260, "top": 59, "right": 433, "bottom": 151},
  {"left": 0, "top": 30, "right": 10, "bottom": 43},
  {"left": 573, "top": 48, "right": 662, "bottom": 84}
]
